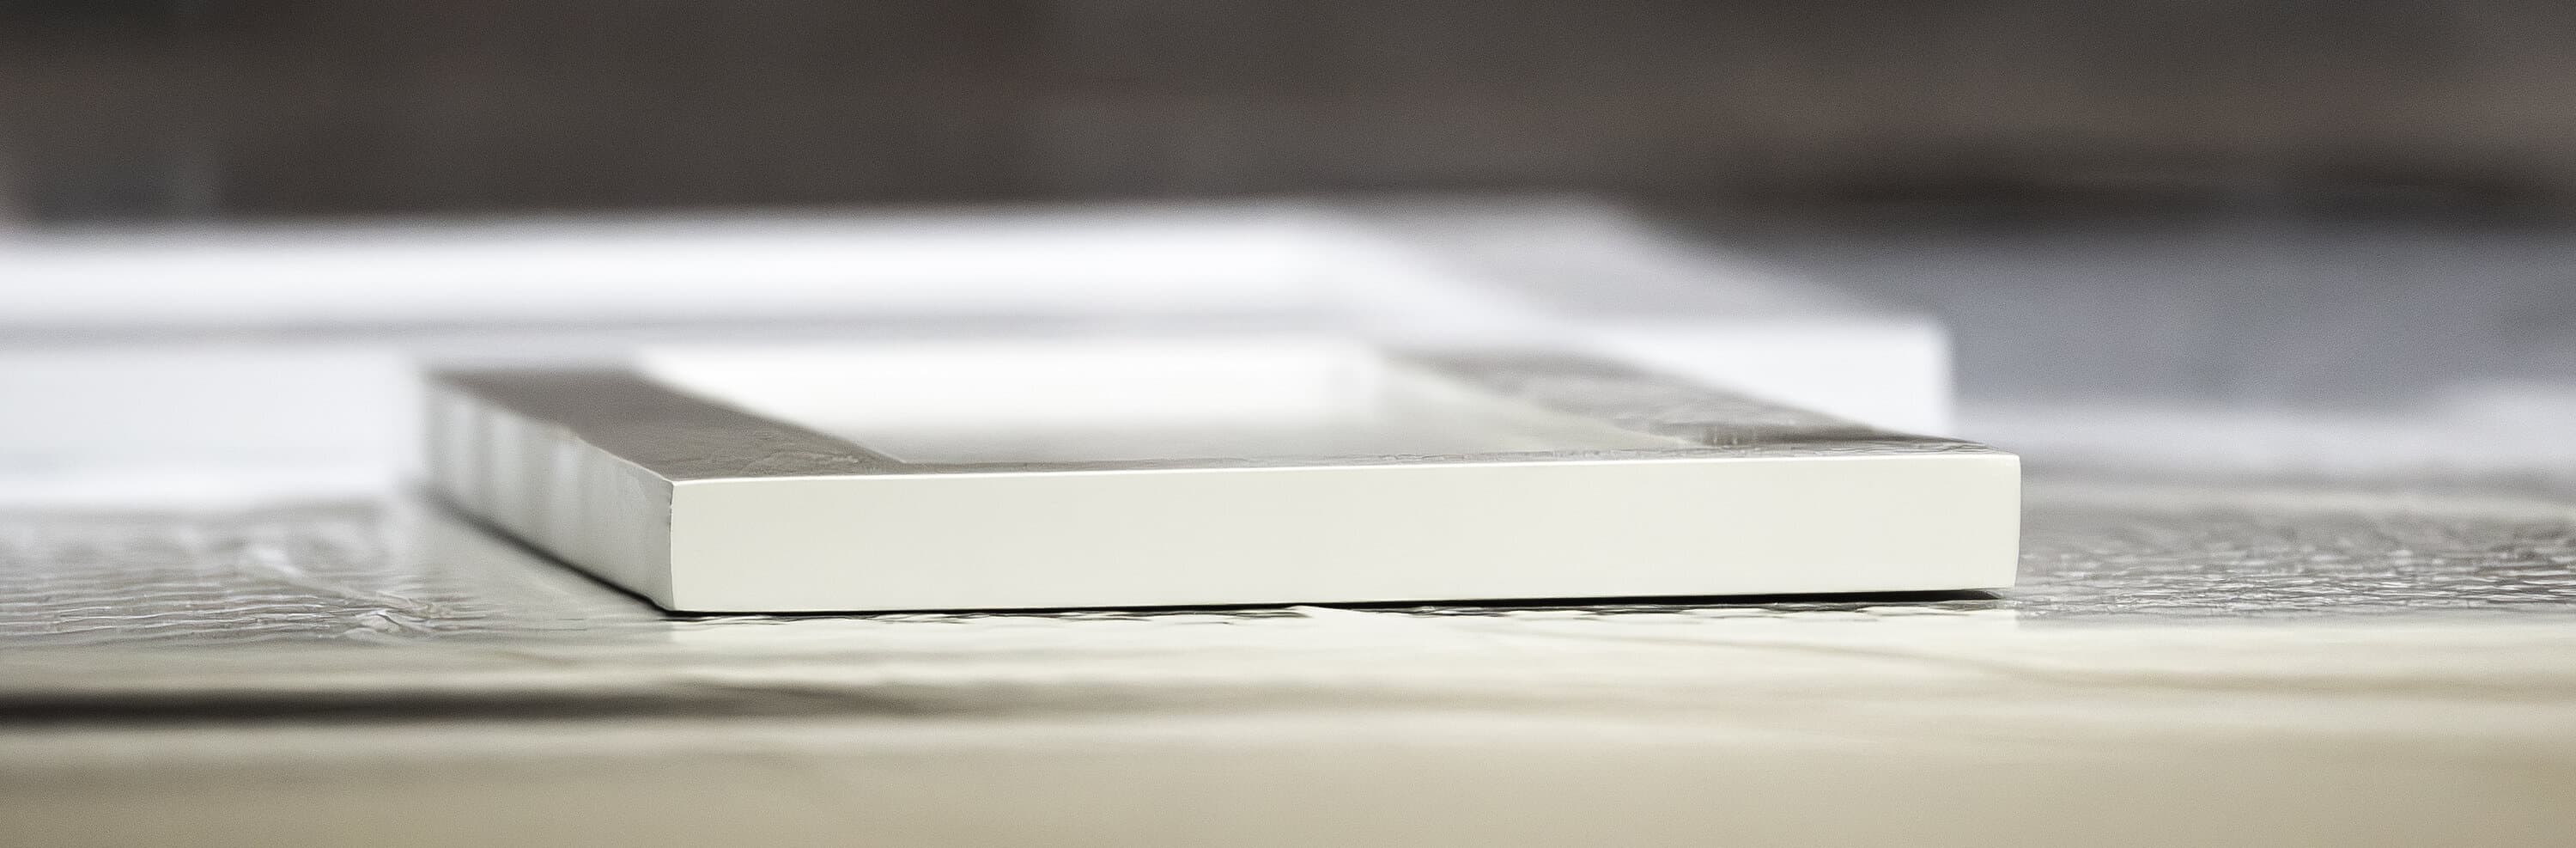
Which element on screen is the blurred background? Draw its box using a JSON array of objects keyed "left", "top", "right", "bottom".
[
  {"left": 7, "top": 0, "right": 2576, "bottom": 474},
  {"left": 7, "top": 0, "right": 2573, "bottom": 219}
]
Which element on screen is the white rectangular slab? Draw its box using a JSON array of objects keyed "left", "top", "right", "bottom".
[{"left": 427, "top": 341, "right": 2017, "bottom": 612}]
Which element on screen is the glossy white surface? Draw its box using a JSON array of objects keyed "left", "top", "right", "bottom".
[{"left": 643, "top": 340, "right": 1685, "bottom": 463}]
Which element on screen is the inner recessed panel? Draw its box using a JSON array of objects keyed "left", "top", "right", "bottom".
[{"left": 641, "top": 341, "right": 1685, "bottom": 464}]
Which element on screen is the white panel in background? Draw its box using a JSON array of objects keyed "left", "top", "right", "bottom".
[
  {"left": 0, "top": 198, "right": 1959, "bottom": 487},
  {"left": 0, "top": 207, "right": 1335, "bottom": 326}
]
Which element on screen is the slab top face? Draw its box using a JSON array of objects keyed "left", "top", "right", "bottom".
[{"left": 428, "top": 339, "right": 2019, "bottom": 612}]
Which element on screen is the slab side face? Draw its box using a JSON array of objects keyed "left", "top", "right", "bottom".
[
  {"left": 665, "top": 454, "right": 2018, "bottom": 613},
  {"left": 425, "top": 381, "right": 678, "bottom": 606}
]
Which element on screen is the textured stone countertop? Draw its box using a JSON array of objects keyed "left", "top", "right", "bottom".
[{"left": 3, "top": 468, "right": 2574, "bottom": 846}]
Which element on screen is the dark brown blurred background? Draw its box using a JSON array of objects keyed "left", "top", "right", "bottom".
[{"left": 7, "top": 0, "right": 2573, "bottom": 221}]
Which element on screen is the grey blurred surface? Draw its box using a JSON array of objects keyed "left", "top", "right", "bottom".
[
  {"left": 1717, "top": 216, "right": 2576, "bottom": 410},
  {"left": 1688, "top": 213, "right": 2576, "bottom": 483}
]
